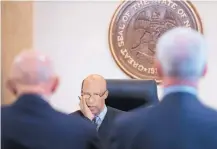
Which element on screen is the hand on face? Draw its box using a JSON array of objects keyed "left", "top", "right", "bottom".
[{"left": 79, "top": 96, "right": 94, "bottom": 120}]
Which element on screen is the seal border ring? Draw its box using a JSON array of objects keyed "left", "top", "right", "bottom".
[{"left": 108, "top": 0, "right": 203, "bottom": 83}]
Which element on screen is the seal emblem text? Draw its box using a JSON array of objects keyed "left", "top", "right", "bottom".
[{"left": 109, "top": 0, "right": 203, "bottom": 82}]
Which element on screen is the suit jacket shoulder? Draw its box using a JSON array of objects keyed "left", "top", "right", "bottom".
[
  {"left": 69, "top": 110, "right": 83, "bottom": 117},
  {"left": 106, "top": 106, "right": 125, "bottom": 117},
  {"left": 107, "top": 92, "right": 217, "bottom": 149},
  {"left": 69, "top": 110, "right": 94, "bottom": 123},
  {"left": 109, "top": 105, "right": 152, "bottom": 138},
  {"left": 70, "top": 106, "right": 125, "bottom": 120},
  {"left": 2, "top": 94, "right": 100, "bottom": 149}
]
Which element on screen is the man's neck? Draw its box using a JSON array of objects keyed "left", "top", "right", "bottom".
[
  {"left": 17, "top": 89, "right": 49, "bottom": 102},
  {"left": 162, "top": 77, "right": 199, "bottom": 89},
  {"left": 161, "top": 77, "right": 199, "bottom": 97}
]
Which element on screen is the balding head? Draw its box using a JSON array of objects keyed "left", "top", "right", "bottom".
[
  {"left": 82, "top": 74, "right": 107, "bottom": 91},
  {"left": 7, "top": 50, "right": 59, "bottom": 98},
  {"left": 156, "top": 27, "right": 207, "bottom": 83},
  {"left": 81, "top": 74, "right": 108, "bottom": 115}
]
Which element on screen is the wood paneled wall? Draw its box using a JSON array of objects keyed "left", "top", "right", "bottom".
[{"left": 1, "top": 1, "right": 33, "bottom": 104}]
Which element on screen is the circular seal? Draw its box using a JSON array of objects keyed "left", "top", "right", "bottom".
[{"left": 109, "top": 0, "right": 203, "bottom": 82}]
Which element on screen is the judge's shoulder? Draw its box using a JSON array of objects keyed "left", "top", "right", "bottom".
[
  {"left": 107, "top": 106, "right": 126, "bottom": 115},
  {"left": 69, "top": 106, "right": 125, "bottom": 117},
  {"left": 69, "top": 109, "right": 83, "bottom": 117},
  {"left": 114, "top": 104, "right": 155, "bottom": 127}
]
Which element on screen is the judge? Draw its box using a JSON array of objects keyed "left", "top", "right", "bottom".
[{"left": 70, "top": 74, "right": 125, "bottom": 147}]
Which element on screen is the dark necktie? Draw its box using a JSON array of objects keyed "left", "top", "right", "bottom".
[
  {"left": 92, "top": 116, "right": 99, "bottom": 130},
  {"left": 92, "top": 117, "right": 98, "bottom": 125}
]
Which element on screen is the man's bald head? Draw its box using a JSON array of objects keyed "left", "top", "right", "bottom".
[
  {"left": 82, "top": 74, "right": 107, "bottom": 91},
  {"left": 7, "top": 50, "right": 59, "bottom": 97},
  {"left": 10, "top": 50, "right": 55, "bottom": 84},
  {"left": 81, "top": 74, "right": 108, "bottom": 115}
]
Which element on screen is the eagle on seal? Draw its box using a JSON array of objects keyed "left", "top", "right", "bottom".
[{"left": 130, "top": 7, "right": 178, "bottom": 63}]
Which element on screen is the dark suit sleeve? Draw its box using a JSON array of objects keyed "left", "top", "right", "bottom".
[
  {"left": 106, "top": 117, "right": 127, "bottom": 149},
  {"left": 86, "top": 128, "right": 102, "bottom": 149},
  {"left": 68, "top": 115, "right": 101, "bottom": 149},
  {"left": 69, "top": 111, "right": 97, "bottom": 128}
]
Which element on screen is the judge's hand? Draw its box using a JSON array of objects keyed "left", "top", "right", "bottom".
[{"left": 79, "top": 96, "right": 94, "bottom": 121}]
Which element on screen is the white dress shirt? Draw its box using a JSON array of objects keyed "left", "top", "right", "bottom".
[{"left": 93, "top": 106, "right": 107, "bottom": 130}]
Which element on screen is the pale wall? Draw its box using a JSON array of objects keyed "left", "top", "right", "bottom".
[{"left": 33, "top": 1, "right": 217, "bottom": 113}]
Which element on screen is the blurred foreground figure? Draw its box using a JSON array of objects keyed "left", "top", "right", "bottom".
[
  {"left": 1, "top": 51, "right": 100, "bottom": 149},
  {"left": 107, "top": 27, "right": 217, "bottom": 149}
]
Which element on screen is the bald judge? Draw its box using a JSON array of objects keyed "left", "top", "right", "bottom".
[{"left": 70, "top": 74, "right": 125, "bottom": 146}]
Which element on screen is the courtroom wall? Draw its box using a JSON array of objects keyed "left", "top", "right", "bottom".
[
  {"left": 33, "top": 1, "right": 217, "bottom": 113},
  {"left": 1, "top": 1, "right": 33, "bottom": 104}
]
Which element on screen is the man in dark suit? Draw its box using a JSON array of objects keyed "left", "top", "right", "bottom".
[
  {"left": 107, "top": 27, "right": 217, "bottom": 149},
  {"left": 70, "top": 74, "right": 124, "bottom": 147},
  {"left": 1, "top": 51, "right": 100, "bottom": 149}
]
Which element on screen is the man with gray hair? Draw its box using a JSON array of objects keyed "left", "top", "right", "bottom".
[
  {"left": 1, "top": 51, "right": 100, "bottom": 149},
  {"left": 107, "top": 27, "right": 217, "bottom": 149}
]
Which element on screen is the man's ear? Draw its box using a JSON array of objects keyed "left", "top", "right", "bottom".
[
  {"left": 51, "top": 76, "right": 59, "bottom": 93},
  {"left": 6, "top": 79, "right": 17, "bottom": 96},
  {"left": 103, "top": 90, "right": 109, "bottom": 100},
  {"left": 202, "top": 63, "right": 208, "bottom": 77},
  {"left": 155, "top": 59, "right": 163, "bottom": 78}
]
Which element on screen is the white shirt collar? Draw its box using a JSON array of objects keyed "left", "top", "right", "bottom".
[
  {"left": 94, "top": 106, "right": 107, "bottom": 129},
  {"left": 97, "top": 106, "right": 107, "bottom": 120}
]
